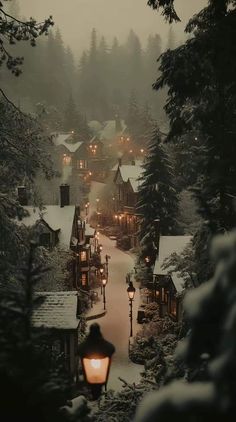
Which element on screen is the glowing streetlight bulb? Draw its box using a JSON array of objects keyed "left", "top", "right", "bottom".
[{"left": 91, "top": 359, "right": 101, "bottom": 369}]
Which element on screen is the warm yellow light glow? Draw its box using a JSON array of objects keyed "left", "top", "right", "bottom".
[
  {"left": 129, "top": 149, "right": 133, "bottom": 153},
  {"left": 89, "top": 145, "right": 92, "bottom": 148},
  {"left": 89, "top": 171, "right": 92, "bottom": 176},
  {"left": 91, "top": 359, "right": 101, "bottom": 369},
  {"left": 71, "top": 130, "right": 74, "bottom": 134},
  {"left": 83, "top": 357, "right": 109, "bottom": 384},
  {"left": 140, "top": 149, "right": 144, "bottom": 153}
]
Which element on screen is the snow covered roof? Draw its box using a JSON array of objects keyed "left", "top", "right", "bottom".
[
  {"left": 85, "top": 223, "right": 95, "bottom": 237},
  {"left": 129, "top": 177, "right": 140, "bottom": 193},
  {"left": 119, "top": 165, "right": 143, "bottom": 183},
  {"left": 21, "top": 206, "right": 75, "bottom": 249},
  {"left": 99, "top": 120, "right": 126, "bottom": 141},
  {"left": 32, "top": 291, "right": 79, "bottom": 330},
  {"left": 88, "top": 120, "right": 103, "bottom": 134},
  {"left": 52, "top": 133, "right": 83, "bottom": 153},
  {"left": 154, "top": 236, "right": 192, "bottom": 292}
]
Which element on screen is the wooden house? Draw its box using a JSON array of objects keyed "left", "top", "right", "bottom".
[
  {"left": 113, "top": 162, "right": 143, "bottom": 248},
  {"left": 32, "top": 291, "right": 80, "bottom": 382},
  {"left": 152, "top": 235, "right": 192, "bottom": 321}
]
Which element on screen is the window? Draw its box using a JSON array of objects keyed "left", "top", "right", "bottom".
[
  {"left": 62, "top": 154, "right": 71, "bottom": 166},
  {"left": 77, "top": 160, "right": 87, "bottom": 169},
  {"left": 39, "top": 232, "right": 51, "bottom": 248},
  {"left": 80, "top": 251, "right": 87, "bottom": 262},
  {"left": 81, "top": 273, "right": 87, "bottom": 286}
]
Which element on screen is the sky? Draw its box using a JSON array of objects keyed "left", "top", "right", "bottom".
[{"left": 18, "top": 0, "right": 206, "bottom": 58}]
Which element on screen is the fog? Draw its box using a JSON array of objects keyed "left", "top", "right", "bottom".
[{"left": 19, "top": 0, "right": 206, "bottom": 56}]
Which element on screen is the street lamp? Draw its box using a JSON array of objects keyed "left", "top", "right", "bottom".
[
  {"left": 127, "top": 281, "right": 136, "bottom": 337},
  {"left": 99, "top": 265, "right": 104, "bottom": 294},
  {"left": 102, "top": 276, "right": 107, "bottom": 310},
  {"left": 78, "top": 323, "right": 115, "bottom": 399}
]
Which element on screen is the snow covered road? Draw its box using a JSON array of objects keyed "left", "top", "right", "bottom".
[{"left": 87, "top": 181, "right": 142, "bottom": 391}]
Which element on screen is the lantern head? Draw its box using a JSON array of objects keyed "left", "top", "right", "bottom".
[
  {"left": 127, "top": 281, "right": 136, "bottom": 301},
  {"left": 102, "top": 277, "right": 107, "bottom": 287},
  {"left": 78, "top": 324, "right": 115, "bottom": 386}
]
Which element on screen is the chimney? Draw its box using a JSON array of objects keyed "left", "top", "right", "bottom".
[
  {"left": 153, "top": 219, "right": 160, "bottom": 257},
  {"left": 60, "top": 184, "right": 70, "bottom": 207},
  {"left": 131, "top": 160, "right": 135, "bottom": 166},
  {"left": 18, "top": 186, "right": 28, "bottom": 206},
  {"left": 118, "top": 157, "right": 122, "bottom": 167}
]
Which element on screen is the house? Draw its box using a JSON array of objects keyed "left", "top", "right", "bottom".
[
  {"left": 32, "top": 291, "right": 80, "bottom": 381},
  {"left": 19, "top": 185, "right": 95, "bottom": 290},
  {"left": 52, "top": 133, "right": 90, "bottom": 179},
  {"left": 99, "top": 119, "right": 126, "bottom": 146},
  {"left": 152, "top": 235, "right": 192, "bottom": 321},
  {"left": 113, "top": 161, "right": 143, "bottom": 247}
]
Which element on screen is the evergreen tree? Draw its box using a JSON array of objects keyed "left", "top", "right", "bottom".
[
  {"left": 0, "top": 243, "right": 70, "bottom": 422},
  {"left": 63, "top": 94, "right": 79, "bottom": 133},
  {"left": 151, "top": 0, "right": 236, "bottom": 280},
  {"left": 138, "top": 127, "right": 178, "bottom": 263}
]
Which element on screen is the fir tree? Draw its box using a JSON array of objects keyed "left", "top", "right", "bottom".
[{"left": 138, "top": 127, "right": 178, "bottom": 263}]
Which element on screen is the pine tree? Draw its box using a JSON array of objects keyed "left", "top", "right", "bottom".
[
  {"left": 63, "top": 94, "right": 79, "bottom": 133},
  {"left": 0, "top": 243, "right": 70, "bottom": 422},
  {"left": 138, "top": 127, "right": 178, "bottom": 263},
  {"left": 151, "top": 0, "right": 236, "bottom": 280}
]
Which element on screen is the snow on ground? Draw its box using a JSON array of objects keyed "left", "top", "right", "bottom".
[{"left": 87, "top": 233, "right": 142, "bottom": 391}]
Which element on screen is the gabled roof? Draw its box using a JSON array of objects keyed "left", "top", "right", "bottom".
[
  {"left": 115, "top": 164, "right": 143, "bottom": 184},
  {"left": 52, "top": 133, "right": 83, "bottom": 153},
  {"left": 20, "top": 206, "right": 75, "bottom": 249},
  {"left": 128, "top": 177, "right": 140, "bottom": 193},
  {"left": 32, "top": 291, "right": 79, "bottom": 330},
  {"left": 153, "top": 236, "right": 192, "bottom": 292},
  {"left": 99, "top": 120, "right": 126, "bottom": 141}
]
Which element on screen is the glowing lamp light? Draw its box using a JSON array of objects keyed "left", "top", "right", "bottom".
[
  {"left": 99, "top": 267, "right": 104, "bottom": 275},
  {"left": 127, "top": 281, "right": 136, "bottom": 301},
  {"left": 78, "top": 323, "right": 115, "bottom": 393},
  {"left": 114, "top": 214, "right": 118, "bottom": 219},
  {"left": 102, "top": 277, "right": 107, "bottom": 287},
  {"left": 140, "top": 149, "right": 144, "bottom": 153},
  {"left": 89, "top": 171, "right": 92, "bottom": 176},
  {"left": 129, "top": 149, "right": 133, "bottom": 153}
]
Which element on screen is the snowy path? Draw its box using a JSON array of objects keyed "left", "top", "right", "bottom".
[{"left": 87, "top": 181, "right": 142, "bottom": 391}]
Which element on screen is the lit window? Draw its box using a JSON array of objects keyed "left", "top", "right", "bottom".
[
  {"left": 81, "top": 273, "right": 87, "bottom": 286},
  {"left": 77, "top": 160, "right": 87, "bottom": 169},
  {"left": 62, "top": 154, "right": 71, "bottom": 166},
  {"left": 80, "top": 251, "right": 87, "bottom": 262}
]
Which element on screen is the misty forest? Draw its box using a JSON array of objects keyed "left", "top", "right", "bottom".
[{"left": 1, "top": 0, "right": 236, "bottom": 421}]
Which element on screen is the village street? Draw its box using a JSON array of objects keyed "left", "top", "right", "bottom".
[{"left": 87, "top": 182, "right": 143, "bottom": 391}]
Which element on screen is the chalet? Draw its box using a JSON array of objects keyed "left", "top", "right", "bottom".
[
  {"left": 114, "top": 161, "right": 143, "bottom": 247},
  {"left": 52, "top": 133, "right": 90, "bottom": 178},
  {"left": 152, "top": 235, "right": 192, "bottom": 321},
  {"left": 32, "top": 291, "right": 80, "bottom": 382},
  {"left": 99, "top": 119, "right": 126, "bottom": 146},
  {"left": 19, "top": 185, "right": 95, "bottom": 290}
]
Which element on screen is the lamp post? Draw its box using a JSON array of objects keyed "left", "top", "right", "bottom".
[
  {"left": 127, "top": 281, "right": 136, "bottom": 337},
  {"left": 102, "top": 276, "right": 107, "bottom": 310},
  {"left": 78, "top": 323, "right": 115, "bottom": 400},
  {"left": 99, "top": 265, "right": 104, "bottom": 295}
]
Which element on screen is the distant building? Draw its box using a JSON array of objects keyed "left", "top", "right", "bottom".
[
  {"left": 113, "top": 161, "right": 143, "bottom": 248},
  {"left": 32, "top": 291, "right": 80, "bottom": 381}
]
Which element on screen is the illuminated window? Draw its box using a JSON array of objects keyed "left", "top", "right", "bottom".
[
  {"left": 77, "top": 160, "right": 87, "bottom": 169},
  {"left": 80, "top": 251, "right": 87, "bottom": 262},
  {"left": 62, "top": 154, "right": 71, "bottom": 166},
  {"left": 81, "top": 273, "right": 87, "bottom": 286}
]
